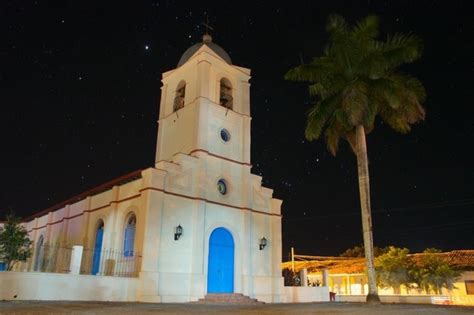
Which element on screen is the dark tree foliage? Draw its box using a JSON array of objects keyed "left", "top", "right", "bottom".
[
  {"left": 340, "top": 245, "right": 389, "bottom": 258},
  {"left": 282, "top": 268, "right": 301, "bottom": 286},
  {"left": 375, "top": 246, "right": 413, "bottom": 294},
  {"left": 409, "top": 248, "right": 461, "bottom": 294},
  {"left": 0, "top": 213, "right": 33, "bottom": 270}
]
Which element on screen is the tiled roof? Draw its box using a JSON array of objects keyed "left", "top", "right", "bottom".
[{"left": 411, "top": 250, "right": 474, "bottom": 270}]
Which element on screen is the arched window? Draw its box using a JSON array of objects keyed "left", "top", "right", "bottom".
[
  {"left": 34, "top": 235, "right": 44, "bottom": 271},
  {"left": 123, "top": 214, "right": 136, "bottom": 257},
  {"left": 91, "top": 220, "right": 104, "bottom": 275},
  {"left": 219, "top": 78, "right": 233, "bottom": 110},
  {"left": 173, "top": 81, "right": 186, "bottom": 112}
]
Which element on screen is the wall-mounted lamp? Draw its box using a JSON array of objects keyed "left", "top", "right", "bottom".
[
  {"left": 174, "top": 224, "right": 183, "bottom": 240},
  {"left": 259, "top": 237, "right": 267, "bottom": 250}
]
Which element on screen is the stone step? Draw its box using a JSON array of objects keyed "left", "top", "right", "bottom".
[{"left": 195, "top": 293, "right": 265, "bottom": 305}]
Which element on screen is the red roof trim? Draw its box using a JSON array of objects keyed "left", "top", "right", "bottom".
[
  {"left": 27, "top": 194, "right": 142, "bottom": 233},
  {"left": 26, "top": 184, "right": 280, "bottom": 232},
  {"left": 189, "top": 149, "right": 252, "bottom": 166},
  {"left": 23, "top": 169, "right": 143, "bottom": 222},
  {"left": 141, "top": 187, "right": 281, "bottom": 217}
]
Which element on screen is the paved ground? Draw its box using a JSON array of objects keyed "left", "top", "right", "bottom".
[{"left": 1, "top": 301, "right": 474, "bottom": 315}]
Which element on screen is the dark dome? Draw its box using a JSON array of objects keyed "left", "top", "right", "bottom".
[{"left": 177, "top": 35, "right": 232, "bottom": 67}]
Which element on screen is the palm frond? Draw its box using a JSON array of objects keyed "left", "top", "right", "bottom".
[
  {"left": 372, "top": 72, "right": 426, "bottom": 132},
  {"left": 352, "top": 15, "right": 380, "bottom": 41},
  {"left": 285, "top": 57, "right": 335, "bottom": 83},
  {"left": 325, "top": 120, "right": 342, "bottom": 156},
  {"left": 308, "top": 73, "right": 348, "bottom": 98},
  {"left": 324, "top": 114, "right": 352, "bottom": 156},
  {"left": 404, "top": 75, "right": 427, "bottom": 103},
  {"left": 381, "top": 33, "right": 423, "bottom": 69},
  {"left": 363, "top": 100, "right": 378, "bottom": 133},
  {"left": 370, "top": 77, "right": 403, "bottom": 109},
  {"left": 285, "top": 14, "right": 426, "bottom": 155},
  {"left": 355, "top": 49, "right": 387, "bottom": 79},
  {"left": 326, "top": 14, "right": 348, "bottom": 35},
  {"left": 344, "top": 129, "right": 358, "bottom": 154},
  {"left": 285, "top": 64, "right": 321, "bottom": 82},
  {"left": 341, "top": 82, "right": 369, "bottom": 126},
  {"left": 304, "top": 95, "right": 339, "bottom": 141},
  {"left": 308, "top": 83, "right": 326, "bottom": 98},
  {"left": 379, "top": 106, "right": 412, "bottom": 133}
]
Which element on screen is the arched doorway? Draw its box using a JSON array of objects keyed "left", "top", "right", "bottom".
[
  {"left": 207, "top": 227, "right": 234, "bottom": 293},
  {"left": 34, "top": 235, "right": 44, "bottom": 271},
  {"left": 91, "top": 221, "right": 104, "bottom": 275}
]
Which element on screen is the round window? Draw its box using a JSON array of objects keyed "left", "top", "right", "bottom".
[
  {"left": 220, "top": 128, "right": 231, "bottom": 142},
  {"left": 217, "top": 179, "right": 228, "bottom": 195}
]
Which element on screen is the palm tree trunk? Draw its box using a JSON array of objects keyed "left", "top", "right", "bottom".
[{"left": 355, "top": 125, "right": 380, "bottom": 303}]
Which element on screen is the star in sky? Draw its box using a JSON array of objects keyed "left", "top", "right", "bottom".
[{"left": 1, "top": 0, "right": 472, "bottom": 257}]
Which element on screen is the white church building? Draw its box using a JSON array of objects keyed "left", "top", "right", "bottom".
[{"left": 2, "top": 35, "right": 301, "bottom": 303}]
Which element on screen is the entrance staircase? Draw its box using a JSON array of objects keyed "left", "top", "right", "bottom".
[{"left": 196, "top": 293, "right": 265, "bottom": 305}]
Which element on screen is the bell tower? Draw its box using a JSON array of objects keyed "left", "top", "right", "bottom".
[
  {"left": 155, "top": 35, "right": 251, "bottom": 166},
  {"left": 147, "top": 34, "right": 284, "bottom": 303}
]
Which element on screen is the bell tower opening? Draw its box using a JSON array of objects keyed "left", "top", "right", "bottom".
[
  {"left": 219, "top": 78, "right": 233, "bottom": 110},
  {"left": 173, "top": 80, "right": 186, "bottom": 112}
]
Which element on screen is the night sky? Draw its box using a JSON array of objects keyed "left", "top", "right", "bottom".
[{"left": 1, "top": 1, "right": 473, "bottom": 258}]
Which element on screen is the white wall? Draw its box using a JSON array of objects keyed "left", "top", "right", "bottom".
[
  {"left": 283, "top": 286, "right": 330, "bottom": 303},
  {"left": 0, "top": 271, "right": 138, "bottom": 301},
  {"left": 338, "top": 294, "right": 447, "bottom": 304}
]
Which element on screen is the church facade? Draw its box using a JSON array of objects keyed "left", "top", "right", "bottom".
[{"left": 20, "top": 35, "right": 285, "bottom": 303}]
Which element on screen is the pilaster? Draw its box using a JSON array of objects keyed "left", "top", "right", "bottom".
[
  {"left": 108, "top": 185, "right": 120, "bottom": 250},
  {"left": 45, "top": 212, "right": 53, "bottom": 244},
  {"left": 189, "top": 200, "right": 206, "bottom": 299},
  {"left": 27, "top": 217, "right": 39, "bottom": 271},
  {"left": 81, "top": 197, "right": 92, "bottom": 248},
  {"left": 197, "top": 60, "right": 211, "bottom": 99},
  {"left": 60, "top": 205, "right": 71, "bottom": 247},
  {"left": 137, "top": 168, "right": 166, "bottom": 301}
]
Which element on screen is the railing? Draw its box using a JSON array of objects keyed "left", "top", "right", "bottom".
[
  {"left": 80, "top": 248, "right": 142, "bottom": 277},
  {"left": 28, "top": 244, "right": 73, "bottom": 273},
  {"left": 12, "top": 245, "right": 141, "bottom": 278}
]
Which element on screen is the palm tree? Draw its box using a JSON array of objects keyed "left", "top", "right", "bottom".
[{"left": 285, "top": 15, "right": 426, "bottom": 303}]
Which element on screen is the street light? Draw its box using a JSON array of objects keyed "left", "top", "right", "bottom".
[
  {"left": 174, "top": 224, "right": 183, "bottom": 240},
  {"left": 259, "top": 237, "right": 267, "bottom": 250}
]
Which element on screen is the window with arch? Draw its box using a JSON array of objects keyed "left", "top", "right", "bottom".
[
  {"left": 91, "top": 220, "right": 104, "bottom": 275},
  {"left": 123, "top": 214, "right": 136, "bottom": 257},
  {"left": 34, "top": 235, "right": 44, "bottom": 271},
  {"left": 173, "top": 81, "right": 186, "bottom": 112},
  {"left": 219, "top": 78, "right": 233, "bottom": 110}
]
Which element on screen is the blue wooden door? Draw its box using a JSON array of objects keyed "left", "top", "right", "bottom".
[
  {"left": 92, "top": 226, "right": 104, "bottom": 275},
  {"left": 207, "top": 228, "right": 234, "bottom": 293}
]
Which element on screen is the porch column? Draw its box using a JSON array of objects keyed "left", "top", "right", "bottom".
[
  {"left": 322, "top": 269, "right": 329, "bottom": 287},
  {"left": 300, "top": 268, "right": 308, "bottom": 286},
  {"left": 346, "top": 275, "right": 352, "bottom": 295}
]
